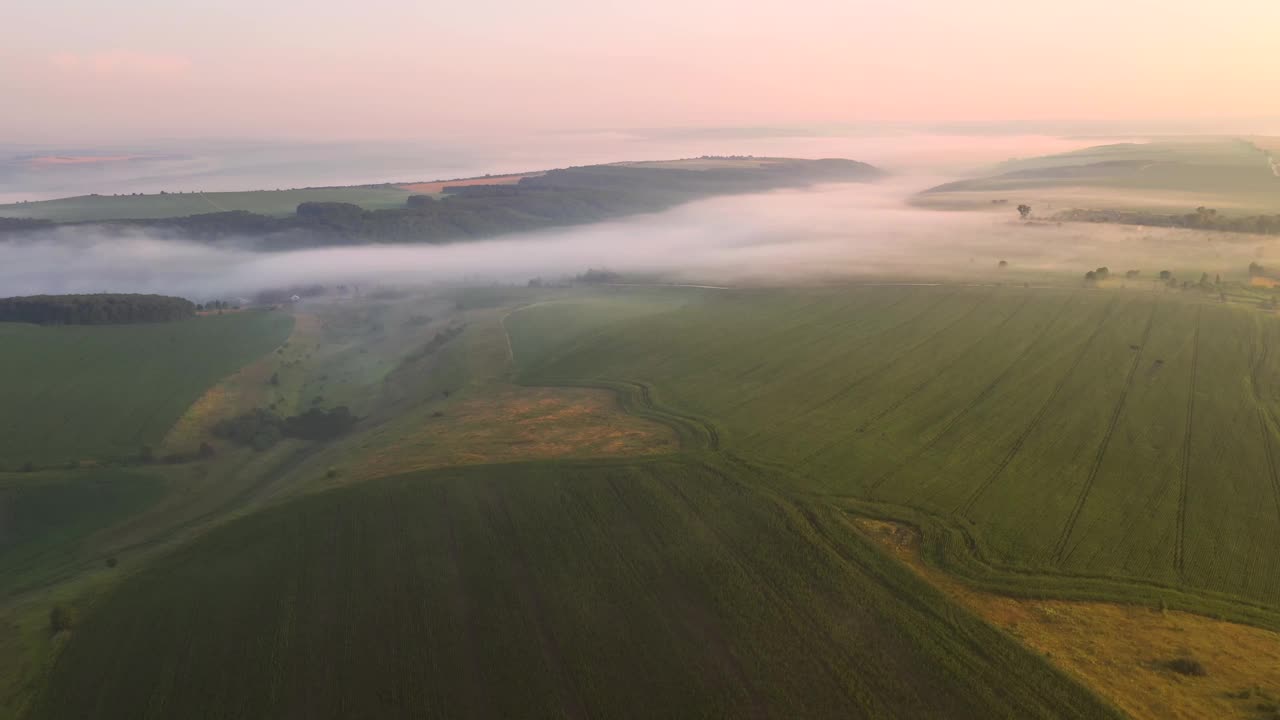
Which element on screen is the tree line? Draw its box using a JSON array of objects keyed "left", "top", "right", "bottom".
[
  {"left": 213, "top": 406, "right": 358, "bottom": 451},
  {"left": 1057, "top": 207, "right": 1280, "bottom": 236},
  {"left": 0, "top": 294, "right": 195, "bottom": 325},
  {"left": 0, "top": 160, "right": 883, "bottom": 250}
]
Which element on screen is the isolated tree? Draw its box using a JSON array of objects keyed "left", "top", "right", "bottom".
[
  {"left": 1125, "top": 270, "right": 1140, "bottom": 279},
  {"left": 1017, "top": 204, "right": 1032, "bottom": 220},
  {"left": 1159, "top": 270, "right": 1173, "bottom": 281},
  {"left": 1084, "top": 270, "right": 1098, "bottom": 284},
  {"left": 997, "top": 260, "right": 1008, "bottom": 269}
]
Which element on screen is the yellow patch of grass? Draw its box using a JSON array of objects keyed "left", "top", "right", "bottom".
[
  {"left": 161, "top": 314, "right": 319, "bottom": 454},
  {"left": 854, "top": 518, "right": 1280, "bottom": 720},
  {"left": 353, "top": 386, "right": 677, "bottom": 480},
  {"left": 397, "top": 174, "right": 539, "bottom": 194}
]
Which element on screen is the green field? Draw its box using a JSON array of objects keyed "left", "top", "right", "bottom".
[
  {"left": 15, "top": 282, "right": 1280, "bottom": 718},
  {"left": 0, "top": 312, "right": 293, "bottom": 466},
  {"left": 32, "top": 459, "right": 1120, "bottom": 720},
  {"left": 510, "top": 285, "right": 1280, "bottom": 616},
  {"left": 918, "top": 139, "right": 1280, "bottom": 216},
  {"left": 0, "top": 187, "right": 414, "bottom": 222},
  {"left": 0, "top": 470, "right": 163, "bottom": 595}
]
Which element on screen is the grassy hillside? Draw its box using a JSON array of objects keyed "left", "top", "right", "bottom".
[
  {"left": 33, "top": 459, "right": 1120, "bottom": 719},
  {"left": 917, "top": 139, "right": 1280, "bottom": 217},
  {"left": 0, "top": 158, "right": 882, "bottom": 249},
  {"left": 0, "top": 312, "right": 293, "bottom": 466},
  {"left": 0, "top": 187, "right": 414, "bottom": 222},
  {"left": 0, "top": 470, "right": 163, "bottom": 595},
  {"left": 510, "top": 285, "right": 1280, "bottom": 614}
]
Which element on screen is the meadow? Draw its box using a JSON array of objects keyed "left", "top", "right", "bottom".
[
  {"left": 32, "top": 459, "right": 1121, "bottom": 720},
  {"left": 0, "top": 187, "right": 415, "bottom": 222},
  {"left": 510, "top": 284, "right": 1280, "bottom": 617},
  {"left": 917, "top": 139, "right": 1280, "bottom": 216},
  {"left": 0, "top": 312, "right": 293, "bottom": 466},
  {"left": 0, "top": 470, "right": 163, "bottom": 596}
]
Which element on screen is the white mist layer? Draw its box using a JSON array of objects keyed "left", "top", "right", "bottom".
[{"left": 1, "top": 178, "right": 1274, "bottom": 299}]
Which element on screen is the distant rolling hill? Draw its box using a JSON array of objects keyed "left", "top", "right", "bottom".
[
  {"left": 0, "top": 157, "right": 883, "bottom": 250},
  {"left": 916, "top": 139, "right": 1280, "bottom": 222}
]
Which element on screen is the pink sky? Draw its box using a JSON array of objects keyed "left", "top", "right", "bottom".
[{"left": 4, "top": 0, "right": 1279, "bottom": 142}]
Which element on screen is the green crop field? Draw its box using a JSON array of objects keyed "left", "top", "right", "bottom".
[
  {"left": 0, "top": 312, "right": 293, "bottom": 466},
  {"left": 0, "top": 187, "right": 414, "bottom": 222},
  {"left": 16, "top": 282, "right": 1280, "bottom": 719},
  {"left": 510, "top": 285, "right": 1280, "bottom": 617},
  {"left": 0, "top": 470, "right": 163, "bottom": 596},
  {"left": 32, "top": 459, "right": 1120, "bottom": 720}
]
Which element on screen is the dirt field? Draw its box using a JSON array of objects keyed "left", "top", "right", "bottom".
[
  {"left": 855, "top": 518, "right": 1280, "bottom": 720},
  {"left": 397, "top": 173, "right": 540, "bottom": 194}
]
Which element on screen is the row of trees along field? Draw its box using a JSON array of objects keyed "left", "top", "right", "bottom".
[
  {"left": 1057, "top": 206, "right": 1280, "bottom": 235},
  {"left": 0, "top": 294, "right": 195, "bottom": 325}
]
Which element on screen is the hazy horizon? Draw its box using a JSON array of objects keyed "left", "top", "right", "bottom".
[
  {"left": 6, "top": 1, "right": 1280, "bottom": 145},
  {"left": 1, "top": 129, "right": 1118, "bottom": 203}
]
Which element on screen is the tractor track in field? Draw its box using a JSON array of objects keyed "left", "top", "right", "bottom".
[
  {"left": 491, "top": 483, "right": 591, "bottom": 720},
  {"left": 735, "top": 289, "right": 967, "bottom": 440},
  {"left": 1249, "top": 326, "right": 1280, "bottom": 535},
  {"left": 957, "top": 297, "right": 1119, "bottom": 517},
  {"left": 1174, "top": 306, "right": 1202, "bottom": 580},
  {"left": 866, "top": 293, "right": 1075, "bottom": 493},
  {"left": 789, "top": 289, "right": 970, "bottom": 413},
  {"left": 725, "top": 290, "right": 923, "bottom": 389},
  {"left": 605, "top": 476, "right": 767, "bottom": 719},
  {"left": 625, "top": 380, "right": 720, "bottom": 450},
  {"left": 1051, "top": 302, "right": 1158, "bottom": 566},
  {"left": 440, "top": 485, "right": 490, "bottom": 718},
  {"left": 667, "top": 468, "right": 877, "bottom": 711},
  {"left": 788, "top": 291, "right": 994, "bottom": 463},
  {"left": 857, "top": 293, "right": 1049, "bottom": 434}
]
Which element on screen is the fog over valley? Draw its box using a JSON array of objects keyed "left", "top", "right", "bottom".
[{"left": 2, "top": 175, "right": 1269, "bottom": 300}]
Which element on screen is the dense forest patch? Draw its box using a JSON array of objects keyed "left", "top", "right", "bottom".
[{"left": 0, "top": 294, "right": 194, "bottom": 325}]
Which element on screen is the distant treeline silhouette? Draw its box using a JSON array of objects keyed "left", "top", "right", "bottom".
[
  {"left": 1057, "top": 207, "right": 1280, "bottom": 236},
  {"left": 0, "top": 294, "right": 195, "bottom": 325},
  {"left": 0, "top": 160, "right": 881, "bottom": 250}
]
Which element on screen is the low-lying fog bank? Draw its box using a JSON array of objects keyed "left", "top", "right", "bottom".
[{"left": 2, "top": 178, "right": 1276, "bottom": 299}]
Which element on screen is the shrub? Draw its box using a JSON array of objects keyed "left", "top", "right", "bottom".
[
  {"left": 50, "top": 605, "right": 77, "bottom": 634},
  {"left": 1164, "top": 657, "right": 1206, "bottom": 676}
]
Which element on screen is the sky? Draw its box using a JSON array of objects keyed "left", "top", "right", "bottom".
[{"left": 4, "top": 0, "right": 1280, "bottom": 143}]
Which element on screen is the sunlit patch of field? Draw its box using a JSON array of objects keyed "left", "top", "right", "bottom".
[
  {"left": 161, "top": 313, "right": 319, "bottom": 454},
  {"left": 397, "top": 173, "right": 539, "bottom": 194},
  {"left": 353, "top": 386, "right": 676, "bottom": 480},
  {"left": 855, "top": 518, "right": 1280, "bottom": 720},
  {"left": 614, "top": 158, "right": 789, "bottom": 170}
]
